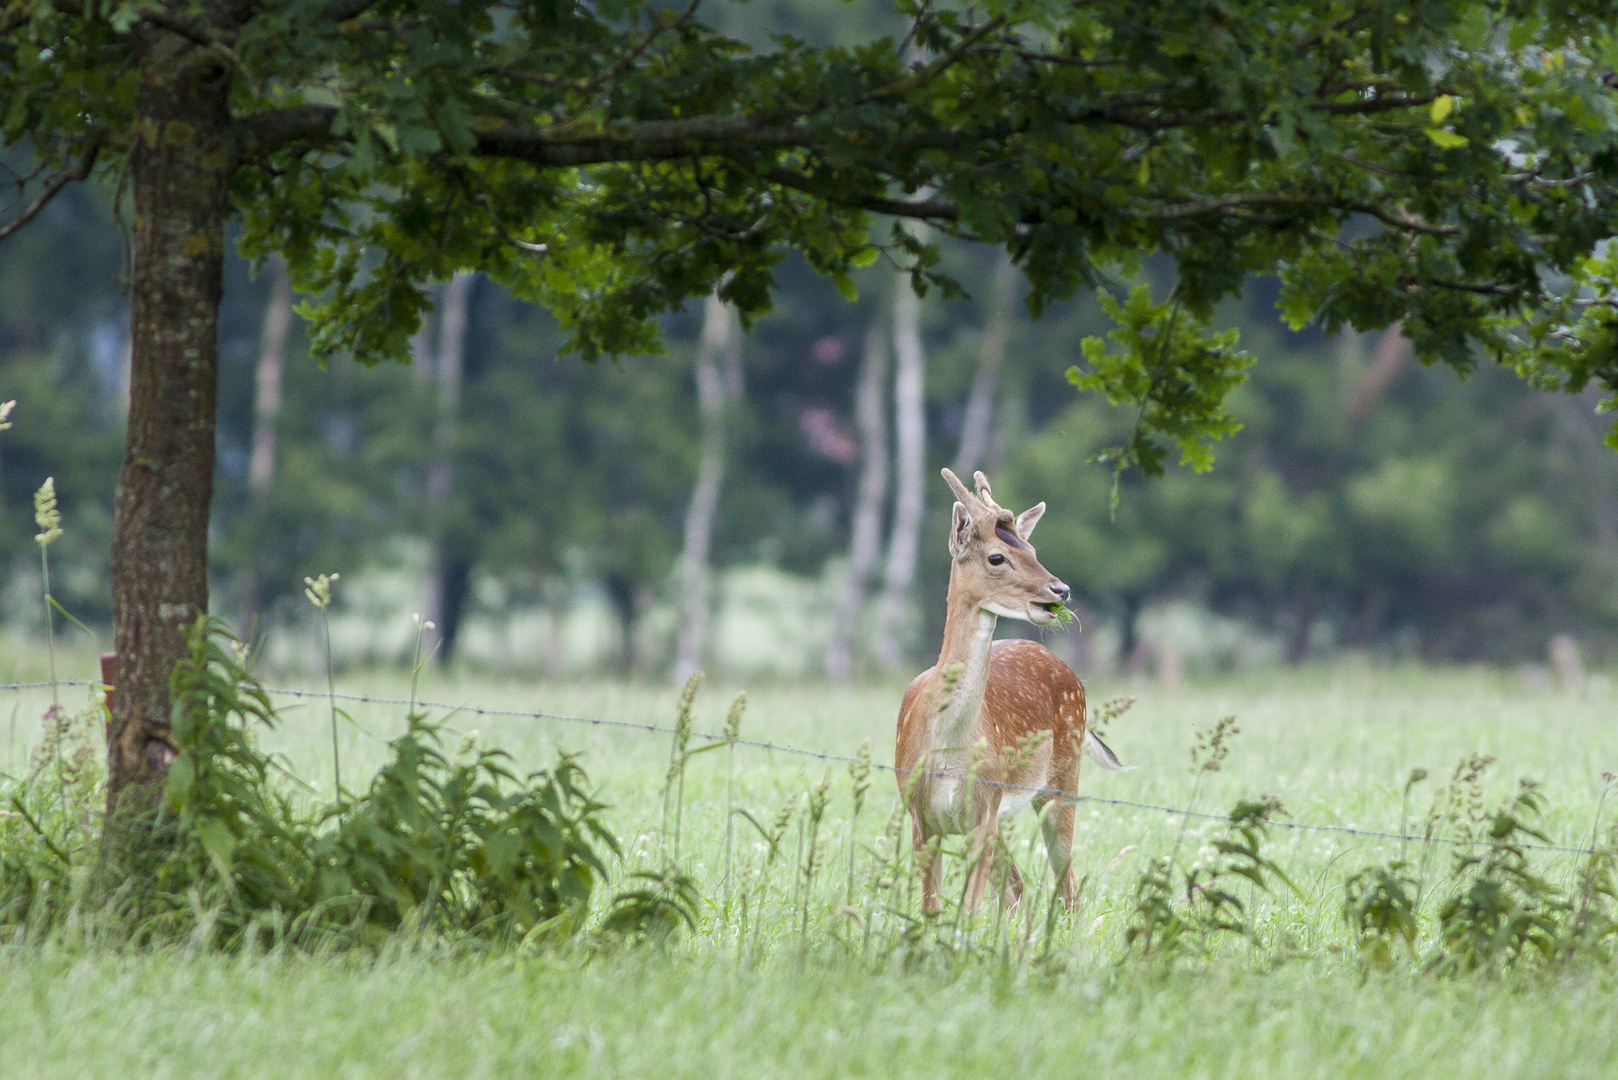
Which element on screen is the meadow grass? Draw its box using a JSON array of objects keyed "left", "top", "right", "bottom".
[{"left": 3, "top": 644, "right": 1617, "bottom": 1077}]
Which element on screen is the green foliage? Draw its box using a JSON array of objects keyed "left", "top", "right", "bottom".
[
  {"left": 2, "top": 618, "right": 626, "bottom": 950},
  {"left": 1125, "top": 795, "right": 1292, "bottom": 960},
  {"left": 1343, "top": 861, "right": 1421, "bottom": 969},
  {"left": 0, "top": 700, "right": 104, "bottom": 931},
  {"left": 598, "top": 867, "right": 701, "bottom": 940},
  {"left": 1071, "top": 287, "right": 1253, "bottom": 496},
  {"left": 1430, "top": 780, "right": 1567, "bottom": 974},
  {"left": 11, "top": 0, "right": 1618, "bottom": 468}
]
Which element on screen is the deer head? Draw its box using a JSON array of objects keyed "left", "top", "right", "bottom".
[{"left": 940, "top": 467, "right": 1071, "bottom": 625}]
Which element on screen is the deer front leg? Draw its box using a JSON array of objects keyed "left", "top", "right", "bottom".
[
  {"left": 962, "top": 794, "right": 1009, "bottom": 913},
  {"left": 996, "top": 841, "right": 1025, "bottom": 911},
  {"left": 911, "top": 816, "right": 943, "bottom": 914}
]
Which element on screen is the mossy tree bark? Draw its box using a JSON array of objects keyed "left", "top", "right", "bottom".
[{"left": 106, "top": 35, "right": 232, "bottom": 823}]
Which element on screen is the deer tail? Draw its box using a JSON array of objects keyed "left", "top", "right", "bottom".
[{"left": 1083, "top": 730, "right": 1132, "bottom": 772}]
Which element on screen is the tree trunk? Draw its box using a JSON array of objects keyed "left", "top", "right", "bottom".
[
  {"left": 952, "top": 252, "right": 1014, "bottom": 477},
  {"left": 426, "top": 271, "right": 474, "bottom": 665},
  {"left": 825, "top": 319, "right": 890, "bottom": 681},
  {"left": 242, "top": 255, "right": 292, "bottom": 632},
  {"left": 1118, "top": 592, "right": 1143, "bottom": 671},
  {"left": 106, "top": 42, "right": 232, "bottom": 823},
  {"left": 1285, "top": 595, "right": 1317, "bottom": 665},
  {"left": 1347, "top": 323, "right": 1410, "bottom": 427},
  {"left": 432, "top": 553, "right": 475, "bottom": 661},
  {"left": 874, "top": 272, "right": 927, "bottom": 669},
  {"left": 673, "top": 293, "right": 741, "bottom": 683},
  {"left": 605, "top": 575, "right": 646, "bottom": 673}
]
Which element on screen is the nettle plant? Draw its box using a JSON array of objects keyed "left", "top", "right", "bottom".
[
  {"left": 1124, "top": 795, "right": 1298, "bottom": 961},
  {"left": 1, "top": 616, "right": 696, "bottom": 950},
  {"left": 1344, "top": 764, "right": 1618, "bottom": 975}
]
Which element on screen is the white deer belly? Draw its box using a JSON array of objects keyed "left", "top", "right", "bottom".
[
  {"left": 921, "top": 762, "right": 1047, "bottom": 834},
  {"left": 926, "top": 777, "right": 974, "bottom": 835},
  {"left": 997, "top": 763, "right": 1047, "bottom": 821}
]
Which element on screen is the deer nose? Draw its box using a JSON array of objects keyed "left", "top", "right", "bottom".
[{"left": 1049, "top": 582, "right": 1071, "bottom": 603}]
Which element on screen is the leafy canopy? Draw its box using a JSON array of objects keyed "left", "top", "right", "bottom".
[{"left": 6, "top": 0, "right": 1618, "bottom": 472}]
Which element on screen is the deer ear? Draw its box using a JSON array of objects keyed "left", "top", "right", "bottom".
[
  {"left": 949, "top": 502, "right": 974, "bottom": 559},
  {"left": 1014, "top": 502, "right": 1046, "bottom": 541}
]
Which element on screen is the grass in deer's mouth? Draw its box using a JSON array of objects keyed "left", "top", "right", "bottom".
[{"left": 1041, "top": 601, "right": 1078, "bottom": 627}]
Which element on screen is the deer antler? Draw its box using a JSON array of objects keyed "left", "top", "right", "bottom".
[
  {"left": 941, "top": 467, "right": 978, "bottom": 510},
  {"left": 972, "top": 471, "right": 1003, "bottom": 512}
]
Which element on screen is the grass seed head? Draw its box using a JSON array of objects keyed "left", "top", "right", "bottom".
[
  {"left": 33, "top": 477, "right": 61, "bottom": 547},
  {"left": 304, "top": 572, "right": 339, "bottom": 609},
  {"left": 1091, "top": 696, "right": 1136, "bottom": 737},
  {"left": 1190, "top": 715, "right": 1240, "bottom": 775},
  {"left": 723, "top": 692, "right": 746, "bottom": 743},
  {"left": 849, "top": 739, "right": 872, "bottom": 816}
]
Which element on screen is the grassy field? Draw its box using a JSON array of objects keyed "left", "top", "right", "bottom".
[{"left": 3, "top": 643, "right": 1618, "bottom": 1078}]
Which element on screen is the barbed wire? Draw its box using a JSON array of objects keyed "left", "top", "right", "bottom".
[
  {"left": 258, "top": 684, "right": 1600, "bottom": 856},
  {"left": 0, "top": 676, "right": 1597, "bottom": 855},
  {"left": 0, "top": 680, "right": 95, "bottom": 691}
]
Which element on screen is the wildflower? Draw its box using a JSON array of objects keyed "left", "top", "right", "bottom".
[
  {"left": 304, "top": 572, "right": 340, "bottom": 609},
  {"left": 34, "top": 477, "right": 61, "bottom": 546}
]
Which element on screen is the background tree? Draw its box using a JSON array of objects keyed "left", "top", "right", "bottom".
[{"left": 672, "top": 293, "right": 743, "bottom": 684}]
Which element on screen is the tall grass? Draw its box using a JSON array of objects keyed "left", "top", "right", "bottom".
[{"left": 4, "top": 594, "right": 1618, "bottom": 1074}]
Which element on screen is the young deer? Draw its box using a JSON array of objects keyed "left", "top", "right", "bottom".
[{"left": 895, "top": 468, "right": 1125, "bottom": 913}]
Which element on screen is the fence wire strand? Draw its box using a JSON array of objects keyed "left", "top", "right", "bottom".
[
  {"left": 257, "top": 684, "right": 1599, "bottom": 856},
  {"left": 0, "top": 677, "right": 1598, "bottom": 856}
]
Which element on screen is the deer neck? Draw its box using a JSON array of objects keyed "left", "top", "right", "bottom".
[{"left": 927, "top": 563, "right": 997, "bottom": 751}]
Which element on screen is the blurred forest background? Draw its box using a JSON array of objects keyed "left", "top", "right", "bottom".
[{"left": 4, "top": 5, "right": 1617, "bottom": 685}]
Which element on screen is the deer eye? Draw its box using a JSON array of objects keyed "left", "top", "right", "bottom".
[{"left": 987, "top": 553, "right": 1006, "bottom": 566}]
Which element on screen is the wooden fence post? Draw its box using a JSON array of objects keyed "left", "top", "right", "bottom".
[{"left": 101, "top": 650, "right": 116, "bottom": 744}]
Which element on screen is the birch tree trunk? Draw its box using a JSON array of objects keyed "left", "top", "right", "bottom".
[
  {"left": 673, "top": 294, "right": 742, "bottom": 683},
  {"left": 1347, "top": 323, "right": 1410, "bottom": 427},
  {"left": 875, "top": 273, "right": 927, "bottom": 669},
  {"left": 825, "top": 319, "right": 890, "bottom": 681},
  {"left": 242, "top": 255, "right": 292, "bottom": 631},
  {"left": 426, "top": 271, "right": 474, "bottom": 663},
  {"left": 953, "top": 253, "right": 1014, "bottom": 477}
]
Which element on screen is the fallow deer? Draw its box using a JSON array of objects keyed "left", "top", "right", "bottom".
[{"left": 895, "top": 468, "right": 1125, "bottom": 913}]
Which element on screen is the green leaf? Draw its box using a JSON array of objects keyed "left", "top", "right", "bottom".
[
  {"left": 1424, "top": 128, "right": 1469, "bottom": 149},
  {"left": 196, "top": 818, "right": 238, "bottom": 875}
]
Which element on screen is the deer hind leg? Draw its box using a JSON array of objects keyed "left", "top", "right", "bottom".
[{"left": 1035, "top": 791, "right": 1080, "bottom": 910}]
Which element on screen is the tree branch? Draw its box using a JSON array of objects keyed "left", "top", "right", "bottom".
[
  {"left": 758, "top": 166, "right": 961, "bottom": 221},
  {"left": 1145, "top": 192, "right": 1458, "bottom": 236},
  {"left": 320, "top": 0, "right": 388, "bottom": 22},
  {"left": 231, "top": 104, "right": 341, "bottom": 159},
  {"left": 859, "top": 17, "right": 1008, "bottom": 105},
  {"left": 0, "top": 140, "right": 101, "bottom": 246}
]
